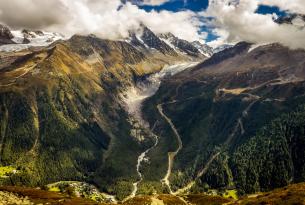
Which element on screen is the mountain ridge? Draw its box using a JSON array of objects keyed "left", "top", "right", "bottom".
[{"left": 141, "top": 41, "right": 305, "bottom": 197}]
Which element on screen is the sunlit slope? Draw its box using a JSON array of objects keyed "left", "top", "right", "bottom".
[{"left": 0, "top": 41, "right": 153, "bottom": 199}]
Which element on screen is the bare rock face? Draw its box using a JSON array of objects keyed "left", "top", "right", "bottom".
[
  {"left": 21, "top": 29, "right": 36, "bottom": 39},
  {"left": 0, "top": 24, "right": 15, "bottom": 45},
  {"left": 159, "top": 32, "right": 203, "bottom": 57},
  {"left": 129, "top": 25, "right": 177, "bottom": 56},
  {"left": 192, "top": 41, "right": 213, "bottom": 57},
  {"left": 22, "top": 38, "right": 31, "bottom": 44}
]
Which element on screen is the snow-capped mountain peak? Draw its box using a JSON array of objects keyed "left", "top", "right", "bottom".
[
  {"left": 0, "top": 26, "right": 65, "bottom": 52},
  {"left": 159, "top": 33, "right": 210, "bottom": 58},
  {"left": 191, "top": 41, "right": 213, "bottom": 57},
  {"left": 11, "top": 29, "right": 64, "bottom": 45},
  {"left": 128, "top": 25, "right": 176, "bottom": 55}
]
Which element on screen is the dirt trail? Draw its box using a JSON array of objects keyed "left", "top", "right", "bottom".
[
  {"left": 171, "top": 82, "right": 260, "bottom": 194},
  {"left": 157, "top": 78, "right": 208, "bottom": 194},
  {"left": 158, "top": 104, "right": 183, "bottom": 193}
]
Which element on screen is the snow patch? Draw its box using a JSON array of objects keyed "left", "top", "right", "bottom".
[
  {"left": 0, "top": 30, "right": 65, "bottom": 52},
  {"left": 159, "top": 37, "right": 178, "bottom": 51},
  {"left": 248, "top": 43, "right": 270, "bottom": 53}
]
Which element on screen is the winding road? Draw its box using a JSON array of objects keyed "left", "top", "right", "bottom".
[
  {"left": 121, "top": 62, "right": 198, "bottom": 199},
  {"left": 157, "top": 76, "right": 264, "bottom": 195},
  {"left": 158, "top": 103, "right": 183, "bottom": 193}
]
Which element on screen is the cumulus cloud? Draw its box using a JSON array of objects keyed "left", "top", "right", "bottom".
[
  {"left": 204, "top": 0, "right": 305, "bottom": 49},
  {"left": 0, "top": 0, "right": 69, "bottom": 29},
  {"left": 0, "top": 0, "right": 206, "bottom": 42},
  {"left": 136, "top": 0, "right": 171, "bottom": 6},
  {"left": 206, "top": 28, "right": 230, "bottom": 48}
]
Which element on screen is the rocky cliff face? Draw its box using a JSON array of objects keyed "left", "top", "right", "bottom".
[
  {"left": 159, "top": 32, "right": 206, "bottom": 58},
  {"left": 192, "top": 40, "right": 213, "bottom": 57},
  {"left": 0, "top": 24, "right": 14, "bottom": 45},
  {"left": 129, "top": 26, "right": 177, "bottom": 56}
]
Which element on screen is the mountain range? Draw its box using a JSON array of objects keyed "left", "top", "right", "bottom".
[{"left": 0, "top": 22, "right": 305, "bottom": 205}]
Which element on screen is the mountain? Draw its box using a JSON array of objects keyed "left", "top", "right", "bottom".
[
  {"left": 0, "top": 23, "right": 205, "bottom": 201},
  {"left": 0, "top": 28, "right": 64, "bottom": 52},
  {"left": 192, "top": 41, "right": 213, "bottom": 57},
  {"left": 213, "top": 44, "right": 234, "bottom": 53},
  {"left": 158, "top": 32, "right": 206, "bottom": 57},
  {"left": 14, "top": 29, "right": 64, "bottom": 44},
  {"left": 0, "top": 24, "right": 15, "bottom": 45},
  {"left": 129, "top": 26, "right": 177, "bottom": 56},
  {"left": 128, "top": 26, "right": 209, "bottom": 61},
  {"left": 142, "top": 42, "right": 305, "bottom": 196}
]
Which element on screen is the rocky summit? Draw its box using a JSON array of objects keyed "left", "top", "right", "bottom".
[{"left": 0, "top": 25, "right": 14, "bottom": 46}]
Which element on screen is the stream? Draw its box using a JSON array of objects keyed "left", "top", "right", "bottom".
[{"left": 121, "top": 62, "right": 198, "bottom": 200}]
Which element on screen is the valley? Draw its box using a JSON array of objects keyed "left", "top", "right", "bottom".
[
  {"left": 121, "top": 62, "right": 198, "bottom": 199},
  {"left": 0, "top": 19, "right": 305, "bottom": 204}
]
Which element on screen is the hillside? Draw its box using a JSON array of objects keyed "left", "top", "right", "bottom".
[
  {"left": 0, "top": 23, "right": 209, "bottom": 200},
  {"left": 0, "top": 182, "right": 305, "bottom": 204},
  {"left": 142, "top": 42, "right": 305, "bottom": 195}
]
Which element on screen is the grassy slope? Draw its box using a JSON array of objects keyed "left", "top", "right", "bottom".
[{"left": 0, "top": 43, "right": 149, "bottom": 199}]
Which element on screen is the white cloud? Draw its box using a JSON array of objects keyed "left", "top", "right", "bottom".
[
  {"left": 0, "top": 0, "right": 205, "bottom": 42},
  {"left": 141, "top": 0, "right": 171, "bottom": 6},
  {"left": 0, "top": 0, "right": 69, "bottom": 29},
  {"left": 204, "top": 0, "right": 305, "bottom": 49},
  {"left": 206, "top": 28, "right": 230, "bottom": 48}
]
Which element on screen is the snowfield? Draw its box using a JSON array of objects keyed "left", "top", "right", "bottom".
[{"left": 0, "top": 30, "right": 65, "bottom": 52}]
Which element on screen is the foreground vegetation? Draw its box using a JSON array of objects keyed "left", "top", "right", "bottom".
[{"left": 1, "top": 182, "right": 305, "bottom": 204}]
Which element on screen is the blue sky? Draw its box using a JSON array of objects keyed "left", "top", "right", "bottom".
[
  {"left": 256, "top": 5, "right": 288, "bottom": 16},
  {"left": 2, "top": 0, "right": 304, "bottom": 49},
  {"left": 129, "top": 0, "right": 288, "bottom": 43},
  {"left": 138, "top": 0, "right": 209, "bottom": 12},
  {"left": 133, "top": 0, "right": 214, "bottom": 41},
  {"left": 134, "top": 0, "right": 286, "bottom": 16}
]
